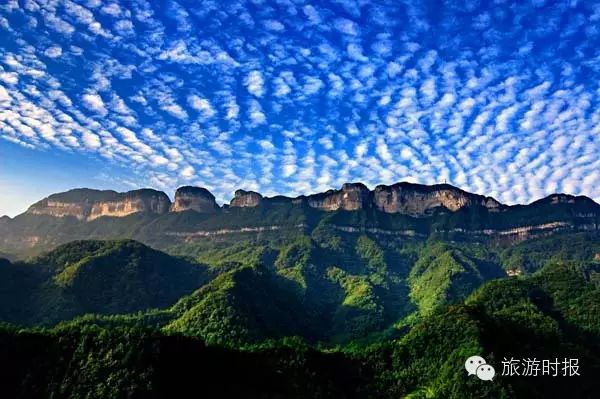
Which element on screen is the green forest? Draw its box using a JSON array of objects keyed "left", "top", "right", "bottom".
[{"left": 1, "top": 229, "right": 599, "bottom": 398}]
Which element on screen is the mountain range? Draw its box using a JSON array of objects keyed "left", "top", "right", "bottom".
[
  {"left": 1, "top": 182, "right": 598, "bottom": 259},
  {"left": 1, "top": 182, "right": 599, "bottom": 397}
]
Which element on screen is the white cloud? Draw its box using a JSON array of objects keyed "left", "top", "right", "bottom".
[
  {"left": 355, "top": 142, "right": 368, "bottom": 157},
  {"left": 274, "top": 77, "right": 291, "bottom": 97},
  {"left": 264, "top": 19, "right": 285, "bottom": 31},
  {"left": 164, "top": 148, "right": 183, "bottom": 163},
  {"left": 0, "top": 72, "right": 18, "bottom": 85},
  {"left": 420, "top": 78, "right": 437, "bottom": 101},
  {"left": 44, "top": 46, "right": 62, "bottom": 58},
  {"left": 248, "top": 100, "right": 266, "bottom": 125},
  {"left": 376, "top": 138, "right": 392, "bottom": 162},
  {"left": 188, "top": 95, "right": 215, "bottom": 118},
  {"left": 334, "top": 18, "right": 358, "bottom": 35},
  {"left": 2, "top": 0, "right": 599, "bottom": 207},
  {"left": 82, "top": 93, "right": 107, "bottom": 116},
  {"left": 246, "top": 70, "right": 264, "bottom": 97},
  {"left": 347, "top": 43, "right": 368, "bottom": 62},
  {"left": 114, "top": 19, "right": 134, "bottom": 34},
  {"left": 303, "top": 5, "right": 321, "bottom": 24},
  {"left": 303, "top": 76, "right": 323, "bottom": 95},
  {"left": 400, "top": 147, "right": 414, "bottom": 160},
  {"left": 225, "top": 97, "right": 239, "bottom": 120},
  {"left": 180, "top": 165, "right": 195, "bottom": 179},
  {"left": 0, "top": 85, "right": 11, "bottom": 102},
  {"left": 101, "top": 2, "right": 122, "bottom": 17},
  {"left": 82, "top": 131, "right": 102, "bottom": 149},
  {"left": 162, "top": 103, "right": 188, "bottom": 120}
]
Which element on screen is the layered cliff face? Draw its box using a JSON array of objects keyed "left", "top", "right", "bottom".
[
  {"left": 6, "top": 182, "right": 600, "bottom": 258},
  {"left": 226, "top": 182, "right": 502, "bottom": 215},
  {"left": 372, "top": 183, "right": 502, "bottom": 216},
  {"left": 27, "top": 189, "right": 118, "bottom": 221},
  {"left": 27, "top": 188, "right": 171, "bottom": 221},
  {"left": 88, "top": 190, "right": 171, "bottom": 220},
  {"left": 19, "top": 182, "right": 599, "bottom": 232},
  {"left": 170, "top": 186, "right": 219, "bottom": 213},
  {"left": 28, "top": 200, "right": 90, "bottom": 221},
  {"left": 230, "top": 190, "right": 263, "bottom": 207},
  {"left": 306, "top": 183, "right": 371, "bottom": 211}
]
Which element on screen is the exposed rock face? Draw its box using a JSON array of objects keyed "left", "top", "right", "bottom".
[
  {"left": 372, "top": 183, "right": 501, "bottom": 216},
  {"left": 27, "top": 189, "right": 115, "bottom": 221},
  {"left": 170, "top": 186, "right": 219, "bottom": 213},
  {"left": 506, "top": 268, "right": 523, "bottom": 277},
  {"left": 306, "top": 183, "right": 371, "bottom": 211},
  {"left": 528, "top": 194, "right": 599, "bottom": 212},
  {"left": 230, "top": 190, "right": 263, "bottom": 207},
  {"left": 297, "top": 182, "right": 501, "bottom": 216},
  {"left": 88, "top": 190, "right": 171, "bottom": 220},
  {"left": 27, "top": 188, "right": 171, "bottom": 221},
  {"left": 7, "top": 182, "right": 600, "bottom": 255},
  {"left": 226, "top": 182, "right": 502, "bottom": 216},
  {"left": 25, "top": 182, "right": 597, "bottom": 227},
  {"left": 28, "top": 200, "right": 89, "bottom": 220},
  {"left": 547, "top": 194, "right": 576, "bottom": 204}
]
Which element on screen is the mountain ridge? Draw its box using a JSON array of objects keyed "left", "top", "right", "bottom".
[
  {"left": 1, "top": 181, "right": 598, "bottom": 259},
  {"left": 13, "top": 181, "right": 599, "bottom": 221}
]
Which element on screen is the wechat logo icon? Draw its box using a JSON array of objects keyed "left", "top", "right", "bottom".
[{"left": 465, "top": 355, "right": 495, "bottom": 381}]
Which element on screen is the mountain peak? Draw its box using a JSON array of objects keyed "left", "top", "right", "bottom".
[
  {"left": 341, "top": 182, "right": 370, "bottom": 191},
  {"left": 530, "top": 193, "right": 598, "bottom": 207},
  {"left": 19, "top": 182, "right": 599, "bottom": 222},
  {"left": 171, "top": 186, "right": 218, "bottom": 213},
  {"left": 27, "top": 188, "right": 171, "bottom": 221},
  {"left": 230, "top": 189, "right": 263, "bottom": 208},
  {"left": 306, "top": 182, "right": 372, "bottom": 211},
  {"left": 224, "top": 181, "right": 504, "bottom": 215},
  {"left": 373, "top": 182, "right": 502, "bottom": 215},
  {"left": 298, "top": 181, "right": 502, "bottom": 215}
]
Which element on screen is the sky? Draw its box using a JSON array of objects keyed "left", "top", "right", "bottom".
[{"left": 1, "top": 0, "right": 600, "bottom": 217}]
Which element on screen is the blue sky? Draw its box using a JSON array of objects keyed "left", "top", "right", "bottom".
[{"left": 1, "top": 0, "right": 600, "bottom": 216}]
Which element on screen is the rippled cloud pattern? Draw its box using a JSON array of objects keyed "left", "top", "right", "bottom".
[{"left": 1, "top": 0, "right": 599, "bottom": 204}]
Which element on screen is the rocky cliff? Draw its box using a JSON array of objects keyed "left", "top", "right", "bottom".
[
  {"left": 25, "top": 183, "right": 505, "bottom": 220},
  {"left": 20, "top": 182, "right": 600, "bottom": 226},
  {"left": 5, "top": 182, "right": 599, "bottom": 257},
  {"left": 170, "top": 186, "right": 219, "bottom": 213},
  {"left": 227, "top": 182, "right": 502, "bottom": 216},
  {"left": 305, "top": 183, "right": 372, "bottom": 211},
  {"left": 27, "top": 188, "right": 171, "bottom": 221},
  {"left": 372, "top": 183, "right": 502, "bottom": 216},
  {"left": 230, "top": 190, "right": 263, "bottom": 208}
]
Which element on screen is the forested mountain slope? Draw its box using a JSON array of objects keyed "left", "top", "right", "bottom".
[
  {"left": 2, "top": 232, "right": 599, "bottom": 348},
  {"left": 1, "top": 256, "right": 598, "bottom": 398}
]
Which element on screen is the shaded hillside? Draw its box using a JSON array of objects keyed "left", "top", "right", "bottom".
[
  {"left": 1, "top": 258, "right": 599, "bottom": 398},
  {"left": 2, "top": 231, "right": 597, "bottom": 347},
  {"left": 0, "top": 240, "right": 208, "bottom": 326}
]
